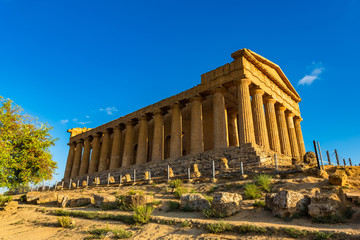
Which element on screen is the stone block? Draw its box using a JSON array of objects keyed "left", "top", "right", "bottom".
[
  {"left": 93, "top": 194, "right": 116, "bottom": 208},
  {"left": 180, "top": 193, "right": 211, "bottom": 211},
  {"left": 4, "top": 201, "right": 18, "bottom": 211},
  {"left": 26, "top": 192, "right": 41, "bottom": 203},
  {"left": 82, "top": 180, "right": 87, "bottom": 187},
  {"left": 211, "top": 192, "right": 242, "bottom": 217},
  {"left": 329, "top": 170, "right": 347, "bottom": 186},
  {"left": 37, "top": 192, "right": 58, "bottom": 204},
  {"left": 124, "top": 195, "right": 154, "bottom": 207},
  {"left": 109, "top": 176, "right": 115, "bottom": 183},
  {"left": 308, "top": 193, "right": 343, "bottom": 218},
  {"left": 191, "top": 164, "right": 201, "bottom": 178},
  {"left": 220, "top": 157, "right": 229, "bottom": 172},
  {"left": 68, "top": 197, "right": 92, "bottom": 207}
]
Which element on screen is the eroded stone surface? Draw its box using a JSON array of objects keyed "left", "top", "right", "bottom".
[
  {"left": 308, "top": 193, "right": 343, "bottom": 218},
  {"left": 329, "top": 170, "right": 347, "bottom": 186},
  {"left": 125, "top": 195, "right": 154, "bottom": 207},
  {"left": 180, "top": 194, "right": 210, "bottom": 211},
  {"left": 211, "top": 192, "right": 242, "bottom": 217}
]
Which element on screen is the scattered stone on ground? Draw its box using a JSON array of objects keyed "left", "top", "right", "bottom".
[
  {"left": 329, "top": 169, "right": 348, "bottom": 186},
  {"left": 37, "top": 192, "right": 58, "bottom": 204},
  {"left": 180, "top": 193, "right": 210, "bottom": 211},
  {"left": 304, "top": 151, "right": 317, "bottom": 165},
  {"left": 308, "top": 192, "right": 344, "bottom": 218},
  {"left": 125, "top": 194, "right": 154, "bottom": 207},
  {"left": 3, "top": 201, "right": 18, "bottom": 211},
  {"left": 211, "top": 192, "right": 243, "bottom": 217},
  {"left": 191, "top": 164, "right": 201, "bottom": 178},
  {"left": 93, "top": 194, "right": 116, "bottom": 208}
]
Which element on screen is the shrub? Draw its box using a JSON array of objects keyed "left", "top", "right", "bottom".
[
  {"left": 203, "top": 194, "right": 213, "bottom": 204},
  {"left": 253, "top": 200, "right": 266, "bottom": 207},
  {"left": 0, "top": 195, "right": 12, "bottom": 206},
  {"left": 203, "top": 208, "right": 225, "bottom": 218},
  {"left": 312, "top": 214, "right": 346, "bottom": 224},
  {"left": 244, "top": 183, "right": 262, "bottom": 199},
  {"left": 112, "top": 228, "right": 133, "bottom": 239},
  {"left": 206, "top": 186, "right": 219, "bottom": 194},
  {"left": 167, "top": 201, "right": 180, "bottom": 212},
  {"left": 57, "top": 216, "right": 75, "bottom": 228},
  {"left": 254, "top": 174, "right": 273, "bottom": 192},
  {"left": 20, "top": 194, "right": 26, "bottom": 202},
  {"left": 116, "top": 195, "right": 134, "bottom": 211},
  {"left": 133, "top": 205, "right": 154, "bottom": 224},
  {"left": 207, "top": 221, "right": 233, "bottom": 234},
  {"left": 169, "top": 179, "right": 182, "bottom": 189},
  {"left": 174, "top": 187, "right": 187, "bottom": 199},
  {"left": 127, "top": 190, "right": 143, "bottom": 195},
  {"left": 181, "top": 220, "right": 191, "bottom": 227},
  {"left": 237, "top": 224, "right": 267, "bottom": 234},
  {"left": 314, "top": 231, "right": 333, "bottom": 240},
  {"left": 283, "top": 227, "right": 308, "bottom": 238}
]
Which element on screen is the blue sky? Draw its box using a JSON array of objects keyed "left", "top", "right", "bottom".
[{"left": 1, "top": 0, "right": 359, "bottom": 185}]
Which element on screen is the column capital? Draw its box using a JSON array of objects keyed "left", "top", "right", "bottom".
[
  {"left": 68, "top": 142, "right": 76, "bottom": 147},
  {"left": 84, "top": 136, "right": 92, "bottom": 141},
  {"left": 113, "top": 125, "right": 122, "bottom": 130},
  {"left": 264, "top": 96, "right": 277, "bottom": 104},
  {"left": 250, "top": 87, "right": 264, "bottom": 96},
  {"left": 139, "top": 115, "right": 148, "bottom": 121},
  {"left": 286, "top": 111, "right": 295, "bottom": 118},
  {"left": 92, "top": 132, "right": 102, "bottom": 139},
  {"left": 211, "top": 87, "right": 227, "bottom": 95},
  {"left": 227, "top": 108, "right": 238, "bottom": 115},
  {"left": 234, "top": 78, "right": 251, "bottom": 86},
  {"left": 171, "top": 102, "right": 182, "bottom": 110},
  {"left": 76, "top": 139, "right": 84, "bottom": 144},
  {"left": 125, "top": 120, "right": 135, "bottom": 127},
  {"left": 294, "top": 116, "right": 303, "bottom": 122},
  {"left": 190, "top": 95, "right": 203, "bottom": 102},
  {"left": 277, "top": 105, "right": 287, "bottom": 112}
]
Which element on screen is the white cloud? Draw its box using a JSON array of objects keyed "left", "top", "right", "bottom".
[
  {"left": 60, "top": 119, "right": 69, "bottom": 124},
  {"left": 298, "top": 63, "right": 325, "bottom": 85},
  {"left": 85, "top": 115, "right": 90, "bottom": 119},
  {"left": 100, "top": 106, "right": 118, "bottom": 115},
  {"left": 73, "top": 118, "right": 78, "bottom": 122},
  {"left": 79, "top": 121, "right": 92, "bottom": 125}
]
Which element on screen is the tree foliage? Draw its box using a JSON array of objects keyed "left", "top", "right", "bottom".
[{"left": 0, "top": 96, "right": 57, "bottom": 188}]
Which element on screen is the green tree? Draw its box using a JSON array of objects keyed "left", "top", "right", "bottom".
[{"left": 0, "top": 96, "right": 57, "bottom": 188}]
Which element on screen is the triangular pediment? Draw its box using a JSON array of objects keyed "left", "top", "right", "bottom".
[{"left": 232, "top": 49, "right": 301, "bottom": 102}]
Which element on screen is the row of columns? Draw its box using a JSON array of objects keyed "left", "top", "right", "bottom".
[{"left": 64, "top": 78, "right": 306, "bottom": 179}]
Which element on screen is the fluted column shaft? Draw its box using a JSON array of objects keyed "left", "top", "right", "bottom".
[
  {"left": 64, "top": 143, "right": 76, "bottom": 179},
  {"left": 213, "top": 88, "right": 229, "bottom": 149},
  {"left": 236, "top": 78, "right": 256, "bottom": 145},
  {"left": 190, "top": 96, "right": 204, "bottom": 154},
  {"left": 122, "top": 122, "right": 135, "bottom": 166},
  {"left": 88, "top": 134, "right": 101, "bottom": 174},
  {"left": 286, "top": 112, "right": 300, "bottom": 159},
  {"left": 152, "top": 111, "right": 164, "bottom": 162},
  {"left": 79, "top": 137, "right": 91, "bottom": 175},
  {"left": 136, "top": 117, "right": 148, "bottom": 164},
  {"left": 294, "top": 117, "right": 306, "bottom": 158},
  {"left": 98, "top": 130, "right": 112, "bottom": 171},
  {"left": 251, "top": 88, "right": 269, "bottom": 148},
  {"left": 170, "top": 103, "right": 182, "bottom": 158},
  {"left": 109, "top": 126, "right": 122, "bottom": 169},
  {"left": 228, "top": 110, "right": 239, "bottom": 147},
  {"left": 264, "top": 98, "right": 281, "bottom": 153},
  {"left": 276, "top": 106, "right": 292, "bottom": 155},
  {"left": 71, "top": 140, "right": 83, "bottom": 177}
]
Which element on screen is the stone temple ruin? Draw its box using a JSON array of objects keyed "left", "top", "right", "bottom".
[{"left": 63, "top": 49, "right": 306, "bottom": 184}]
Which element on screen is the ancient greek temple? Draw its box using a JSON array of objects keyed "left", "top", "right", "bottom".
[{"left": 63, "top": 49, "right": 306, "bottom": 180}]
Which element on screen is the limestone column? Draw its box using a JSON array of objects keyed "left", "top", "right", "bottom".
[
  {"left": 264, "top": 97, "right": 281, "bottom": 153},
  {"left": 294, "top": 117, "right": 306, "bottom": 158},
  {"left": 276, "top": 106, "right": 292, "bottom": 156},
  {"left": 170, "top": 103, "right": 182, "bottom": 158},
  {"left": 151, "top": 110, "right": 164, "bottom": 162},
  {"left": 79, "top": 137, "right": 91, "bottom": 175},
  {"left": 212, "top": 88, "right": 229, "bottom": 149},
  {"left": 122, "top": 121, "right": 135, "bottom": 166},
  {"left": 98, "top": 129, "right": 112, "bottom": 172},
  {"left": 109, "top": 125, "right": 122, "bottom": 169},
  {"left": 190, "top": 96, "right": 204, "bottom": 154},
  {"left": 88, "top": 133, "right": 101, "bottom": 174},
  {"left": 136, "top": 116, "right": 148, "bottom": 164},
  {"left": 251, "top": 88, "right": 269, "bottom": 148},
  {"left": 228, "top": 109, "right": 239, "bottom": 147},
  {"left": 64, "top": 142, "right": 76, "bottom": 179},
  {"left": 71, "top": 140, "right": 83, "bottom": 177},
  {"left": 286, "top": 112, "right": 300, "bottom": 159},
  {"left": 235, "top": 78, "right": 256, "bottom": 145}
]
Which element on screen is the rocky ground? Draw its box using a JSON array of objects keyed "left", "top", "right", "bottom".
[{"left": 1, "top": 164, "right": 359, "bottom": 240}]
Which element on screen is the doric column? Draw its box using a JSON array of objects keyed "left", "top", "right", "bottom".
[
  {"left": 64, "top": 142, "right": 76, "bottom": 179},
  {"left": 122, "top": 121, "right": 135, "bottom": 167},
  {"left": 190, "top": 96, "right": 204, "bottom": 154},
  {"left": 79, "top": 137, "right": 91, "bottom": 175},
  {"left": 212, "top": 88, "right": 229, "bottom": 149},
  {"left": 251, "top": 87, "right": 269, "bottom": 148},
  {"left": 109, "top": 125, "right": 122, "bottom": 169},
  {"left": 235, "top": 78, "right": 256, "bottom": 145},
  {"left": 294, "top": 117, "right": 306, "bottom": 158},
  {"left": 98, "top": 129, "right": 112, "bottom": 172},
  {"left": 276, "top": 106, "right": 292, "bottom": 156},
  {"left": 286, "top": 112, "right": 300, "bottom": 159},
  {"left": 136, "top": 116, "right": 148, "bottom": 164},
  {"left": 170, "top": 103, "right": 182, "bottom": 158},
  {"left": 228, "top": 109, "right": 239, "bottom": 147},
  {"left": 88, "top": 133, "right": 101, "bottom": 174},
  {"left": 151, "top": 110, "right": 164, "bottom": 162},
  {"left": 70, "top": 140, "right": 83, "bottom": 177},
  {"left": 264, "top": 97, "right": 281, "bottom": 153}
]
